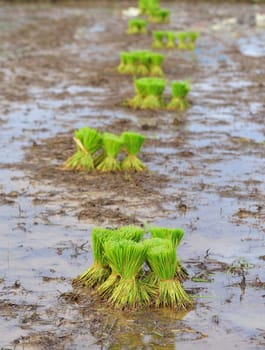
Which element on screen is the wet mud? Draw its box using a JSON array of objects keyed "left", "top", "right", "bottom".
[{"left": 0, "top": 1, "right": 265, "bottom": 349}]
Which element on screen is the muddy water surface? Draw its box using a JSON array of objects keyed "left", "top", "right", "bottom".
[{"left": 0, "top": 1, "right": 265, "bottom": 349}]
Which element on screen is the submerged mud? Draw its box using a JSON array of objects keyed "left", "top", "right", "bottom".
[{"left": 0, "top": 1, "right": 265, "bottom": 349}]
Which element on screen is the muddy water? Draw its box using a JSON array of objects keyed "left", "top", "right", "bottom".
[{"left": 0, "top": 1, "right": 265, "bottom": 349}]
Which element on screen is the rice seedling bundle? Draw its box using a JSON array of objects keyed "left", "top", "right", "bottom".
[
  {"left": 103, "top": 239, "right": 152, "bottom": 308},
  {"left": 149, "top": 226, "right": 188, "bottom": 281},
  {"left": 74, "top": 225, "right": 192, "bottom": 310},
  {"left": 65, "top": 127, "right": 147, "bottom": 173},
  {"left": 121, "top": 132, "right": 146, "bottom": 171},
  {"left": 127, "top": 18, "right": 147, "bottom": 35},
  {"left": 121, "top": 52, "right": 138, "bottom": 75},
  {"left": 167, "top": 80, "right": 190, "bottom": 111},
  {"left": 96, "top": 133, "right": 123, "bottom": 172},
  {"left": 64, "top": 127, "right": 102, "bottom": 171},
  {"left": 176, "top": 31, "right": 199, "bottom": 51},
  {"left": 97, "top": 226, "right": 145, "bottom": 298},
  {"left": 146, "top": 245, "right": 193, "bottom": 309},
  {"left": 129, "top": 77, "right": 166, "bottom": 109},
  {"left": 149, "top": 226, "right": 184, "bottom": 247},
  {"left": 139, "top": 0, "right": 160, "bottom": 14},
  {"left": 73, "top": 227, "right": 114, "bottom": 288},
  {"left": 148, "top": 8, "right": 170, "bottom": 24},
  {"left": 117, "top": 52, "right": 130, "bottom": 74},
  {"left": 115, "top": 225, "right": 145, "bottom": 241},
  {"left": 166, "top": 31, "right": 177, "bottom": 49},
  {"left": 148, "top": 52, "right": 164, "bottom": 77},
  {"left": 152, "top": 31, "right": 166, "bottom": 49},
  {"left": 117, "top": 51, "right": 164, "bottom": 77},
  {"left": 187, "top": 31, "right": 199, "bottom": 51}
]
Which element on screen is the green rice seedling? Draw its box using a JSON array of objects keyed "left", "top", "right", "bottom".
[
  {"left": 65, "top": 127, "right": 102, "bottom": 171},
  {"left": 139, "top": 0, "right": 160, "bottom": 14},
  {"left": 166, "top": 31, "right": 177, "bottom": 49},
  {"left": 134, "top": 51, "right": 150, "bottom": 76},
  {"left": 115, "top": 225, "right": 145, "bottom": 241},
  {"left": 167, "top": 80, "right": 190, "bottom": 111},
  {"left": 149, "top": 226, "right": 188, "bottom": 281},
  {"left": 128, "top": 77, "right": 149, "bottom": 108},
  {"left": 73, "top": 227, "right": 114, "bottom": 288},
  {"left": 176, "top": 31, "right": 199, "bottom": 51},
  {"left": 96, "top": 133, "right": 123, "bottom": 172},
  {"left": 141, "top": 77, "right": 166, "bottom": 109},
  {"left": 149, "top": 226, "right": 184, "bottom": 248},
  {"left": 117, "top": 52, "right": 130, "bottom": 74},
  {"left": 127, "top": 18, "right": 147, "bottom": 35},
  {"left": 118, "top": 51, "right": 148, "bottom": 76},
  {"left": 104, "top": 239, "right": 152, "bottom": 308},
  {"left": 98, "top": 227, "right": 145, "bottom": 298},
  {"left": 117, "top": 51, "right": 164, "bottom": 77},
  {"left": 121, "top": 132, "right": 146, "bottom": 172},
  {"left": 152, "top": 31, "right": 166, "bottom": 49},
  {"left": 176, "top": 31, "right": 188, "bottom": 50},
  {"left": 148, "top": 52, "right": 164, "bottom": 77},
  {"left": 122, "top": 53, "right": 137, "bottom": 75},
  {"left": 148, "top": 8, "right": 170, "bottom": 24},
  {"left": 147, "top": 245, "right": 193, "bottom": 309},
  {"left": 143, "top": 238, "right": 173, "bottom": 285},
  {"left": 187, "top": 31, "right": 199, "bottom": 51}
]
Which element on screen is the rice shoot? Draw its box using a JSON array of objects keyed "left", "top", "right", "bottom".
[
  {"left": 152, "top": 31, "right": 165, "bottom": 49},
  {"left": 166, "top": 31, "right": 177, "bottom": 49},
  {"left": 139, "top": 0, "right": 160, "bottom": 14},
  {"left": 129, "top": 77, "right": 166, "bottom": 109},
  {"left": 167, "top": 80, "right": 190, "bottom": 111},
  {"left": 96, "top": 133, "right": 123, "bottom": 172},
  {"left": 73, "top": 227, "right": 114, "bottom": 288},
  {"left": 115, "top": 225, "right": 145, "bottom": 241},
  {"left": 147, "top": 245, "right": 193, "bottom": 309},
  {"left": 149, "top": 52, "right": 164, "bottom": 77},
  {"left": 117, "top": 51, "right": 164, "bottom": 77},
  {"left": 149, "top": 226, "right": 184, "bottom": 248},
  {"left": 148, "top": 226, "right": 187, "bottom": 281},
  {"left": 121, "top": 132, "right": 146, "bottom": 172},
  {"left": 141, "top": 77, "right": 166, "bottom": 109},
  {"left": 177, "top": 31, "right": 199, "bottom": 51},
  {"left": 104, "top": 240, "right": 152, "bottom": 308},
  {"left": 127, "top": 18, "right": 147, "bottom": 35},
  {"left": 65, "top": 127, "right": 102, "bottom": 171},
  {"left": 148, "top": 8, "right": 170, "bottom": 24}
]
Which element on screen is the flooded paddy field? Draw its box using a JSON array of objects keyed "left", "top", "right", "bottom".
[{"left": 0, "top": 1, "right": 264, "bottom": 349}]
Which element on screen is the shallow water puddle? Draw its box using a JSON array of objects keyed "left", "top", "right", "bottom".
[{"left": 237, "top": 32, "right": 265, "bottom": 57}]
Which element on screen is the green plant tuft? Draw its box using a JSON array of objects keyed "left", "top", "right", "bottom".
[
  {"left": 121, "top": 132, "right": 146, "bottom": 172},
  {"left": 129, "top": 77, "right": 166, "bottom": 109},
  {"left": 148, "top": 227, "right": 188, "bottom": 281},
  {"left": 149, "top": 53, "right": 164, "bottom": 77},
  {"left": 73, "top": 227, "right": 115, "bottom": 288},
  {"left": 152, "top": 31, "right": 165, "bottom": 49},
  {"left": 167, "top": 80, "right": 190, "bottom": 111},
  {"left": 104, "top": 239, "right": 153, "bottom": 308},
  {"left": 177, "top": 31, "right": 199, "bottom": 51},
  {"left": 96, "top": 133, "right": 123, "bottom": 172},
  {"left": 139, "top": 0, "right": 160, "bottom": 14},
  {"left": 147, "top": 245, "right": 193, "bottom": 309},
  {"left": 117, "top": 51, "right": 164, "bottom": 77},
  {"left": 149, "top": 226, "right": 184, "bottom": 247},
  {"left": 65, "top": 127, "right": 102, "bottom": 171},
  {"left": 127, "top": 18, "right": 147, "bottom": 35},
  {"left": 148, "top": 8, "right": 170, "bottom": 23},
  {"left": 166, "top": 31, "right": 177, "bottom": 49},
  {"left": 74, "top": 224, "right": 192, "bottom": 310}
]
